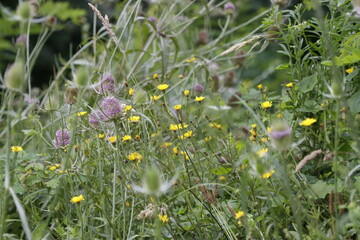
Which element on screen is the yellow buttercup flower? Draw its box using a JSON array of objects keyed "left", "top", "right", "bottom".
[
  {"left": 286, "top": 82, "right": 293, "bottom": 88},
  {"left": 235, "top": 211, "right": 245, "bottom": 219},
  {"left": 77, "top": 111, "right": 87, "bottom": 117},
  {"left": 262, "top": 170, "right": 275, "bottom": 179},
  {"left": 173, "top": 104, "right": 182, "bottom": 110},
  {"left": 209, "top": 123, "right": 222, "bottom": 129},
  {"left": 98, "top": 134, "right": 105, "bottom": 139},
  {"left": 11, "top": 146, "right": 23, "bottom": 152},
  {"left": 195, "top": 96, "right": 205, "bottom": 102},
  {"left": 183, "top": 130, "right": 192, "bottom": 138},
  {"left": 124, "top": 105, "right": 132, "bottom": 111},
  {"left": 173, "top": 147, "right": 178, "bottom": 155},
  {"left": 161, "top": 142, "right": 173, "bottom": 148},
  {"left": 260, "top": 101, "right": 272, "bottom": 109},
  {"left": 70, "top": 194, "right": 84, "bottom": 203},
  {"left": 127, "top": 152, "right": 143, "bottom": 162},
  {"left": 180, "top": 151, "right": 189, "bottom": 160},
  {"left": 153, "top": 73, "right": 159, "bottom": 79},
  {"left": 122, "top": 135, "right": 132, "bottom": 142},
  {"left": 185, "top": 57, "right": 196, "bottom": 63},
  {"left": 251, "top": 124, "right": 257, "bottom": 129},
  {"left": 346, "top": 67, "right": 354, "bottom": 74},
  {"left": 299, "top": 118, "right": 317, "bottom": 126},
  {"left": 158, "top": 214, "right": 169, "bottom": 223},
  {"left": 128, "top": 116, "right": 140, "bottom": 123},
  {"left": 256, "top": 148, "right": 268, "bottom": 158},
  {"left": 257, "top": 84, "right": 263, "bottom": 90},
  {"left": 183, "top": 90, "right": 190, "bottom": 96},
  {"left": 204, "top": 136, "right": 212, "bottom": 142},
  {"left": 157, "top": 84, "right": 169, "bottom": 91},
  {"left": 128, "top": 88, "right": 134, "bottom": 96},
  {"left": 108, "top": 136, "right": 117, "bottom": 143},
  {"left": 151, "top": 95, "right": 162, "bottom": 101}
]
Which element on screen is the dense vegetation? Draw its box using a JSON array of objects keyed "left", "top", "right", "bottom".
[{"left": 0, "top": 0, "right": 360, "bottom": 239}]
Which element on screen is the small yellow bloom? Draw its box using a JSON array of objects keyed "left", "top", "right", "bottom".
[
  {"left": 70, "top": 194, "right": 84, "bottom": 203},
  {"left": 195, "top": 96, "right": 205, "bottom": 102},
  {"left": 153, "top": 73, "right": 159, "bottom": 79},
  {"left": 179, "top": 151, "right": 189, "bottom": 160},
  {"left": 346, "top": 67, "right": 354, "bottom": 74},
  {"left": 151, "top": 95, "right": 162, "bottom": 101},
  {"left": 178, "top": 74, "right": 185, "bottom": 79},
  {"left": 173, "top": 147, "right": 178, "bottom": 155},
  {"left": 251, "top": 124, "right": 257, "bottom": 129},
  {"left": 169, "top": 123, "right": 188, "bottom": 131},
  {"left": 183, "top": 90, "right": 190, "bottom": 96},
  {"left": 135, "top": 135, "right": 141, "bottom": 140},
  {"left": 158, "top": 214, "right": 169, "bottom": 223},
  {"left": 249, "top": 135, "right": 255, "bottom": 141},
  {"left": 204, "top": 136, "right": 212, "bottom": 142},
  {"left": 98, "top": 134, "right": 105, "bottom": 139},
  {"left": 122, "top": 135, "right": 132, "bottom": 142},
  {"left": 256, "top": 148, "right": 268, "bottom": 158},
  {"left": 249, "top": 129, "right": 256, "bottom": 136},
  {"left": 173, "top": 104, "right": 182, "bottom": 110},
  {"left": 219, "top": 176, "right": 226, "bottom": 181},
  {"left": 128, "top": 116, "right": 140, "bottom": 123},
  {"left": 128, "top": 88, "right": 134, "bottom": 96},
  {"left": 125, "top": 201, "right": 131, "bottom": 207},
  {"left": 262, "top": 170, "right": 275, "bottom": 179},
  {"left": 11, "top": 146, "right": 23, "bottom": 152},
  {"left": 267, "top": 127, "right": 272, "bottom": 133},
  {"left": 299, "top": 118, "right": 317, "bottom": 126},
  {"left": 49, "top": 164, "right": 61, "bottom": 171},
  {"left": 260, "top": 137, "right": 268, "bottom": 143},
  {"left": 77, "top": 111, "right": 87, "bottom": 117},
  {"left": 235, "top": 211, "right": 245, "bottom": 219},
  {"left": 127, "top": 152, "right": 143, "bottom": 162},
  {"left": 209, "top": 123, "right": 222, "bottom": 129},
  {"left": 157, "top": 84, "right": 169, "bottom": 91},
  {"left": 260, "top": 101, "right": 272, "bottom": 109},
  {"left": 276, "top": 113, "right": 283, "bottom": 118},
  {"left": 183, "top": 130, "right": 192, "bottom": 138},
  {"left": 257, "top": 84, "right": 263, "bottom": 90},
  {"left": 124, "top": 105, "right": 132, "bottom": 111},
  {"left": 108, "top": 136, "right": 117, "bottom": 143},
  {"left": 286, "top": 82, "right": 293, "bottom": 88},
  {"left": 161, "top": 142, "right": 173, "bottom": 148},
  {"left": 185, "top": 57, "right": 196, "bottom": 63}
]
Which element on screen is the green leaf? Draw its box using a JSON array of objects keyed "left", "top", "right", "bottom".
[
  {"left": 275, "top": 63, "right": 289, "bottom": 70},
  {"left": 210, "top": 167, "right": 232, "bottom": 175},
  {"left": 349, "top": 91, "right": 360, "bottom": 114},
  {"left": 39, "top": 2, "right": 86, "bottom": 25},
  {"left": 298, "top": 74, "right": 318, "bottom": 93},
  {"left": 297, "top": 100, "right": 322, "bottom": 113},
  {"left": 45, "top": 178, "right": 60, "bottom": 189},
  {"left": 309, "top": 180, "right": 332, "bottom": 199}
]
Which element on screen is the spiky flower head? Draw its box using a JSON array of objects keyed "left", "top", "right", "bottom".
[
  {"left": 100, "top": 96, "right": 123, "bottom": 120},
  {"left": 88, "top": 110, "right": 105, "bottom": 128},
  {"left": 96, "top": 73, "right": 115, "bottom": 94},
  {"left": 224, "top": 2, "right": 236, "bottom": 14},
  {"left": 52, "top": 129, "right": 71, "bottom": 148},
  {"left": 193, "top": 83, "right": 204, "bottom": 93}
]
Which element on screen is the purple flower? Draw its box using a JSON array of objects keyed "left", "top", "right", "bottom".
[
  {"left": 24, "top": 94, "right": 39, "bottom": 105},
  {"left": 224, "top": 2, "right": 235, "bottom": 14},
  {"left": 270, "top": 128, "right": 292, "bottom": 140},
  {"left": 52, "top": 129, "right": 71, "bottom": 148},
  {"left": 16, "top": 34, "right": 27, "bottom": 47},
  {"left": 88, "top": 110, "right": 105, "bottom": 128},
  {"left": 148, "top": 17, "right": 157, "bottom": 23},
  {"left": 100, "top": 96, "right": 123, "bottom": 120},
  {"left": 193, "top": 83, "right": 204, "bottom": 93},
  {"left": 96, "top": 73, "right": 115, "bottom": 94}
]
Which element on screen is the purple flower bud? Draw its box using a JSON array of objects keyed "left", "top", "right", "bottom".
[
  {"left": 224, "top": 2, "right": 235, "bottom": 14},
  {"left": 96, "top": 73, "right": 115, "bottom": 94},
  {"left": 219, "top": 157, "right": 227, "bottom": 163},
  {"left": 88, "top": 110, "right": 105, "bottom": 128},
  {"left": 100, "top": 96, "right": 123, "bottom": 120},
  {"left": 193, "top": 83, "right": 204, "bottom": 93},
  {"left": 52, "top": 129, "right": 71, "bottom": 148},
  {"left": 16, "top": 34, "right": 27, "bottom": 47},
  {"left": 148, "top": 17, "right": 157, "bottom": 23},
  {"left": 270, "top": 128, "right": 292, "bottom": 139}
]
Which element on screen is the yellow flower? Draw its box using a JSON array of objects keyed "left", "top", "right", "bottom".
[
  {"left": 108, "top": 136, "right": 117, "bottom": 143},
  {"left": 169, "top": 123, "right": 188, "bottom": 131},
  {"left": 98, "top": 134, "right": 105, "bottom": 139},
  {"left": 49, "top": 164, "right": 61, "bottom": 171},
  {"left": 173, "top": 104, "right": 182, "bottom": 110},
  {"left": 204, "top": 136, "right": 212, "bottom": 142},
  {"left": 260, "top": 101, "right": 272, "bottom": 109},
  {"left": 249, "top": 129, "right": 256, "bottom": 136},
  {"left": 261, "top": 137, "right": 268, "bottom": 143},
  {"left": 299, "top": 118, "right": 317, "bottom": 126},
  {"left": 235, "top": 211, "right": 245, "bottom": 219},
  {"left": 276, "top": 113, "right": 283, "bottom": 118},
  {"left": 183, "top": 130, "right": 192, "bottom": 138},
  {"left": 173, "top": 147, "right": 178, "bottom": 155},
  {"left": 195, "top": 96, "right": 205, "bottom": 102},
  {"left": 125, "top": 201, "right": 131, "bottom": 207},
  {"left": 127, "top": 152, "right": 143, "bottom": 162},
  {"left": 128, "top": 116, "right": 140, "bottom": 123},
  {"left": 185, "top": 57, "right": 196, "bottom": 63},
  {"left": 178, "top": 74, "right": 185, "bottom": 79},
  {"left": 157, "top": 84, "right": 169, "bottom": 91},
  {"left": 267, "top": 127, "right": 272, "bottom": 133},
  {"left": 256, "top": 148, "right": 268, "bottom": 158},
  {"left": 77, "top": 111, "right": 87, "bottom": 117},
  {"left": 70, "top": 194, "right": 84, "bottom": 203},
  {"left": 179, "top": 151, "right": 189, "bottom": 160},
  {"left": 11, "top": 146, "right": 23, "bottom": 152},
  {"left": 209, "top": 122, "right": 222, "bottom": 129},
  {"left": 251, "top": 124, "right": 257, "bottom": 129},
  {"left": 249, "top": 135, "right": 255, "bottom": 141},
  {"left": 219, "top": 176, "right": 226, "bottom": 181},
  {"left": 122, "top": 135, "right": 132, "bottom": 142},
  {"left": 257, "top": 84, "right": 263, "bottom": 90},
  {"left": 124, "top": 105, "right": 132, "bottom": 111},
  {"left": 286, "top": 82, "right": 293, "bottom": 88},
  {"left": 262, "top": 170, "right": 275, "bottom": 179},
  {"left": 153, "top": 73, "right": 159, "bottom": 79},
  {"left": 346, "top": 67, "right": 354, "bottom": 74},
  {"left": 183, "top": 90, "right": 190, "bottom": 96},
  {"left": 161, "top": 142, "right": 173, "bottom": 148},
  {"left": 128, "top": 88, "right": 134, "bottom": 96},
  {"left": 158, "top": 214, "right": 169, "bottom": 223},
  {"left": 151, "top": 95, "right": 162, "bottom": 101}
]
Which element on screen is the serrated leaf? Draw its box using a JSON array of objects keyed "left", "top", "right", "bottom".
[
  {"left": 309, "top": 180, "right": 332, "bottom": 199},
  {"left": 298, "top": 74, "right": 318, "bottom": 93},
  {"left": 210, "top": 167, "right": 232, "bottom": 175}
]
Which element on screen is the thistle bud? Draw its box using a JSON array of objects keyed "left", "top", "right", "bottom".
[
  {"left": 148, "top": 17, "right": 157, "bottom": 23},
  {"left": 16, "top": 34, "right": 27, "bottom": 48},
  {"left": 194, "top": 83, "right": 204, "bottom": 93},
  {"left": 44, "top": 95, "right": 60, "bottom": 111},
  {"left": 232, "top": 50, "right": 246, "bottom": 67},
  {"left": 4, "top": 60, "right": 24, "bottom": 91},
  {"left": 16, "top": 2, "right": 35, "bottom": 19},
  {"left": 224, "top": 2, "right": 236, "bottom": 15},
  {"left": 44, "top": 16, "right": 58, "bottom": 28}
]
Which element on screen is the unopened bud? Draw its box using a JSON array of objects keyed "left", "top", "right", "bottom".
[
  {"left": 4, "top": 60, "right": 24, "bottom": 91},
  {"left": 194, "top": 83, "right": 204, "bottom": 93},
  {"left": 44, "top": 94, "right": 60, "bottom": 111},
  {"left": 16, "top": 2, "right": 35, "bottom": 19},
  {"left": 44, "top": 16, "right": 58, "bottom": 28},
  {"left": 224, "top": 2, "right": 236, "bottom": 15}
]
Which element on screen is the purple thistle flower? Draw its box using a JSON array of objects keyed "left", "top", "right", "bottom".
[
  {"left": 148, "top": 17, "right": 157, "bottom": 23},
  {"left": 96, "top": 73, "right": 115, "bottom": 94},
  {"left": 88, "top": 110, "right": 105, "bottom": 128},
  {"left": 100, "top": 96, "right": 123, "bottom": 120},
  {"left": 224, "top": 2, "right": 235, "bottom": 14},
  {"left": 52, "top": 129, "right": 71, "bottom": 148},
  {"left": 193, "top": 83, "right": 204, "bottom": 93},
  {"left": 270, "top": 128, "right": 292, "bottom": 139}
]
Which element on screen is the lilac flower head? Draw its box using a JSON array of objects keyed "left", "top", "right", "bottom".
[
  {"left": 52, "top": 129, "right": 71, "bottom": 148},
  {"left": 100, "top": 96, "right": 123, "bottom": 120},
  {"left": 270, "top": 128, "right": 292, "bottom": 139},
  {"left": 193, "top": 83, "right": 204, "bottom": 93},
  {"left": 148, "top": 17, "right": 157, "bottom": 23},
  {"left": 224, "top": 2, "right": 235, "bottom": 14},
  {"left": 88, "top": 110, "right": 105, "bottom": 128},
  {"left": 16, "top": 34, "right": 27, "bottom": 47},
  {"left": 96, "top": 73, "right": 115, "bottom": 94}
]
